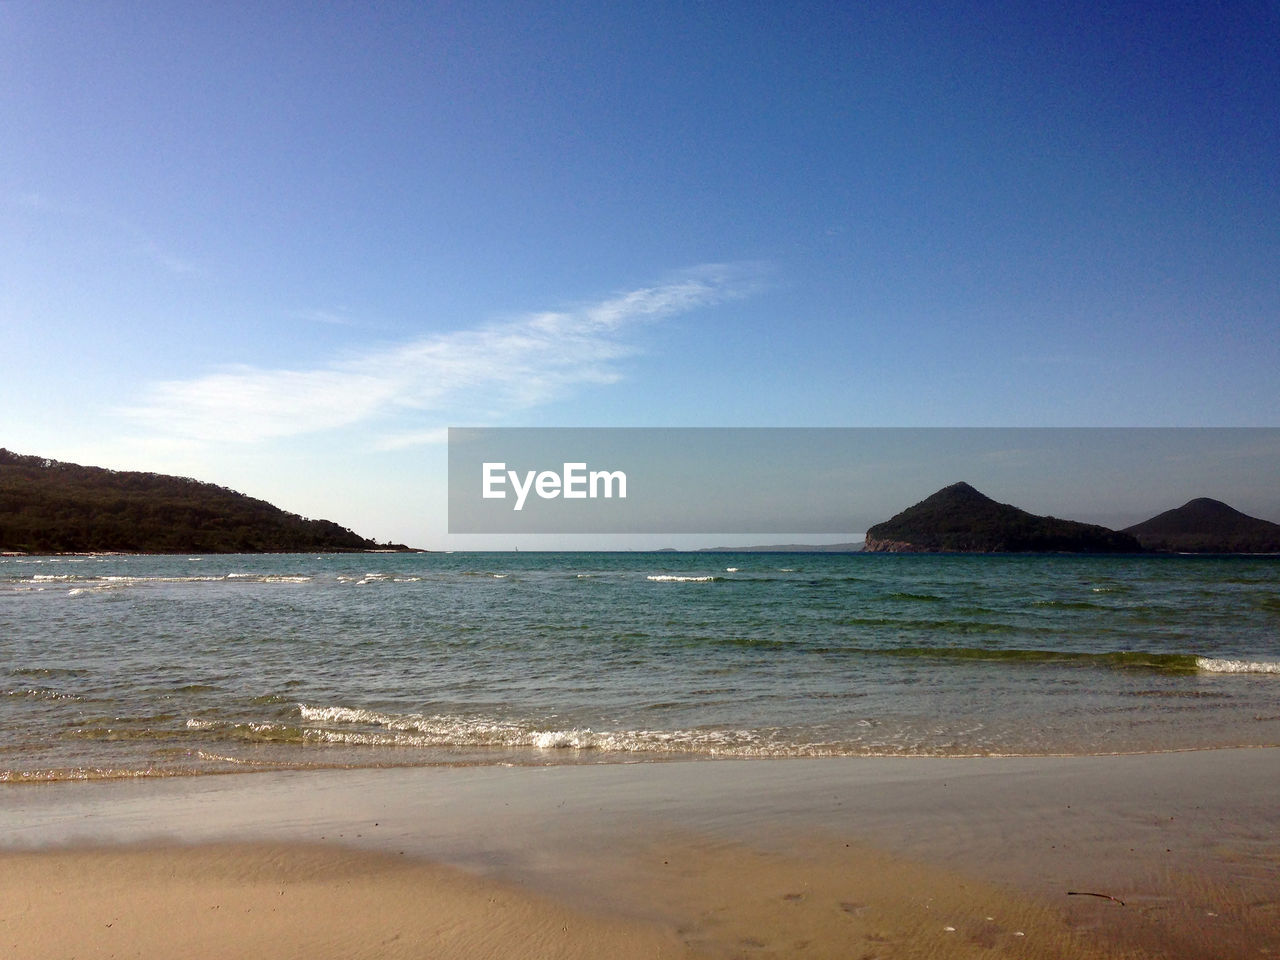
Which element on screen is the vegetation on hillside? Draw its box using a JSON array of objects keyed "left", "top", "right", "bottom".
[
  {"left": 864, "top": 482, "right": 1141, "bottom": 553},
  {"left": 0, "top": 449, "right": 401, "bottom": 554},
  {"left": 1125, "top": 497, "right": 1280, "bottom": 553}
]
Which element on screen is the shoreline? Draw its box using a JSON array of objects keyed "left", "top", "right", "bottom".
[
  {"left": 6, "top": 750, "right": 1278, "bottom": 958},
  {"left": 7, "top": 739, "right": 1280, "bottom": 786}
]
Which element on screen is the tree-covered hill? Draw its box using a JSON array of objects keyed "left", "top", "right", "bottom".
[
  {"left": 864, "top": 482, "right": 1141, "bottom": 553},
  {"left": 1125, "top": 498, "right": 1280, "bottom": 553},
  {"left": 0, "top": 449, "right": 404, "bottom": 554}
]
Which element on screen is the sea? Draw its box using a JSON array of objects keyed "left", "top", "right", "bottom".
[{"left": 2, "top": 551, "right": 1278, "bottom": 781}]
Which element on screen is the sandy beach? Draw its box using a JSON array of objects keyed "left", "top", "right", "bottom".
[{"left": 5, "top": 749, "right": 1278, "bottom": 958}]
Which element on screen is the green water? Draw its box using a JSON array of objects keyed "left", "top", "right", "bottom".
[{"left": 2, "top": 552, "right": 1278, "bottom": 780}]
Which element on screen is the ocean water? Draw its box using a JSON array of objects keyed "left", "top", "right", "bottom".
[{"left": 2, "top": 551, "right": 1278, "bottom": 781}]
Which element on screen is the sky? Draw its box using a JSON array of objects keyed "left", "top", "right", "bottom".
[{"left": 2, "top": 1, "right": 1277, "bottom": 548}]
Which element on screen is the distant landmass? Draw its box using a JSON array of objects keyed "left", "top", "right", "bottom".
[
  {"left": 863, "top": 482, "right": 1141, "bottom": 553},
  {"left": 0, "top": 449, "right": 411, "bottom": 554},
  {"left": 696, "top": 542, "right": 864, "bottom": 553},
  {"left": 1125, "top": 498, "right": 1280, "bottom": 553}
]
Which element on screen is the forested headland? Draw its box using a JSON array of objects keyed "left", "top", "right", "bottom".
[{"left": 0, "top": 449, "right": 409, "bottom": 554}]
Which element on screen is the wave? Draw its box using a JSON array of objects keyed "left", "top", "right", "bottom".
[
  {"left": 852, "top": 646, "right": 1280, "bottom": 675},
  {"left": 294, "top": 703, "right": 829, "bottom": 757},
  {"left": 1196, "top": 658, "right": 1280, "bottom": 674},
  {"left": 229, "top": 574, "right": 312, "bottom": 583},
  {"left": 337, "top": 573, "right": 422, "bottom": 585},
  {"left": 1030, "top": 600, "right": 1107, "bottom": 610},
  {"left": 182, "top": 718, "right": 307, "bottom": 742},
  {"left": 2, "top": 686, "right": 81, "bottom": 701},
  {"left": 646, "top": 575, "right": 724, "bottom": 583},
  {"left": 842, "top": 617, "right": 1024, "bottom": 635},
  {"left": 10, "top": 666, "right": 88, "bottom": 678},
  {"left": 10, "top": 573, "right": 312, "bottom": 588},
  {"left": 873, "top": 646, "right": 1201, "bottom": 671},
  {"left": 0, "top": 766, "right": 191, "bottom": 783}
]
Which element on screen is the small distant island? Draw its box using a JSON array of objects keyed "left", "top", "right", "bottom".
[
  {"left": 864, "top": 482, "right": 1142, "bottom": 553},
  {"left": 0, "top": 449, "right": 415, "bottom": 554},
  {"left": 1124, "top": 497, "right": 1280, "bottom": 553},
  {"left": 863, "top": 482, "right": 1280, "bottom": 554}
]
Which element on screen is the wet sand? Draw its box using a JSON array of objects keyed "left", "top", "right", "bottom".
[{"left": 4, "top": 750, "right": 1279, "bottom": 958}]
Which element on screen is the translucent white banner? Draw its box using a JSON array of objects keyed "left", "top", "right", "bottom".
[{"left": 447, "top": 427, "right": 1280, "bottom": 535}]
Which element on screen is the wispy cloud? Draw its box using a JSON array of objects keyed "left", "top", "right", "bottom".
[
  {"left": 119, "top": 264, "right": 761, "bottom": 446},
  {"left": 289, "top": 307, "right": 358, "bottom": 327},
  {"left": 5, "top": 191, "right": 204, "bottom": 277}
]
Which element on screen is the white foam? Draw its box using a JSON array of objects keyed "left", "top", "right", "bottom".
[
  {"left": 67, "top": 582, "right": 131, "bottom": 595},
  {"left": 1197, "top": 657, "right": 1280, "bottom": 674},
  {"left": 340, "top": 572, "right": 415, "bottom": 585},
  {"left": 294, "top": 703, "right": 844, "bottom": 757},
  {"left": 54, "top": 574, "right": 305, "bottom": 592},
  {"left": 647, "top": 575, "right": 719, "bottom": 582},
  {"left": 300, "top": 704, "right": 385, "bottom": 725},
  {"left": 4, "top": 687, "right": 79, "bottom": 702}
]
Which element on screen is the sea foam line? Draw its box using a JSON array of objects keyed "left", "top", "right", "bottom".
[
  {"left": 294, "top": 703, "right": 832, "bottom": 756},
  {"left": 1196, "top": 657, "right": 1280, "bottom": 674},
  {"left": 17, "top": 574, "right": 312, "bottom": 586}
]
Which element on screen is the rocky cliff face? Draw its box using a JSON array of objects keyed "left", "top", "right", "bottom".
[{"left": 861, "top": 537, "right": 921, "bottom": 553}]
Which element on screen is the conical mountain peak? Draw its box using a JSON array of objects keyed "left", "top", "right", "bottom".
[{"left": 864, "top": 483, "right": 1139, "bottom": 554}]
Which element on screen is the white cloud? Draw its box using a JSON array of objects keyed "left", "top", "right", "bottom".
[
  {"left": 119, "top": 264, "right": 759, "bottom": 446},
  {"left": 373, "top": 427, "right": 451, "bottom": 451}
]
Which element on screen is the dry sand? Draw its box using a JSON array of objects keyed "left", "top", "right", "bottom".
[{"left": 4, "top": 751, "right": 1279, "bottom": 958}]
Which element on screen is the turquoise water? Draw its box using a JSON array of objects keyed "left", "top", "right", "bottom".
[{"left": 2, "top": 552, "right": 1278, "bottom": 780}]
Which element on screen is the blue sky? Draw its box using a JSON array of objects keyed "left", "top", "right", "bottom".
[{"left": 2, "top": 2, "right": 1277, "bottom": 548}]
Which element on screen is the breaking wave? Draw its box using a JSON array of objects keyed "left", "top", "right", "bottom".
[
  {"left": 1196, "top": 657, "right": 1280, "bottom": 674},
  {"left": 295, "top": 704, "right": 819, "bottom": 756}
]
